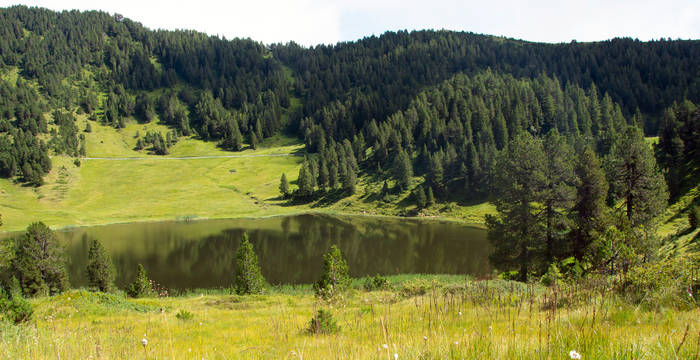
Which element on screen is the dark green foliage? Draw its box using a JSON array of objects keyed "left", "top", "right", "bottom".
[
  {"left": 12, "top": 222, "right": 69, "bottom": 297},
  {"left": 426, "top": 186, "right": 435, "bottom": 206},
  {"left": 486, "top": 133, "right": 546, "bottom": 282},
  {"left": 413, "top": 186, "right": 426, "bottom": 208},
  {"left": 86, "top": 239, "right": 116, "bottom": 292},
  {"left": 233, "top": 234, "right": 266, "bottom": 295},
  {"left": 0, "top": 287, "right": 32, "bottom": 324},
  {"left": 126, "top": 264, "right": 153, "bottom": 298},
  {"left": 570, "top": 146, "right": 609, "bottom": 261},
  {"left": 307, "top": 308, "right": 340, "bottom": 334},
  {"left": 392, "top": 149, "right": 413, "bottom": 190},
  {"left": 363, "top": 274, "right": 390, "bottom": 291},
  {"left": 690, "top": 206, "right": 699, "bottom": 229},
  {"left": 657, "top": 101, "right": 699, "bottom": 199},
  {"left": 175, "top": 309, "right": 194, "bottom": 321},
  {"left": 279, "top": 173, "right": 290, "bottom": 198},
  {"left": 605, "top": 126, "right": 668, "bottom": 228},
  {"left": 314, "top": 245, "right": 350, "bottom": 298}
]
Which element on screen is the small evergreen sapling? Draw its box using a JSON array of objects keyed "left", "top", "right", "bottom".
[
  {"left": 314, "top": 245, "right": 350, "bottom": 298},
  {"left": 86, "top": 239, "right": 116, "bottom": 292},
  {"left": 126, "top": 264, "right": 153, "bottom": 298},
  {"left": 233, "top": 233, "right": 266, "bottom": 295}
]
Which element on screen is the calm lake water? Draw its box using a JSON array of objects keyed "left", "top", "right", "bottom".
[{"left": 4, "top": 214, "right": 490, "bottom": 290}]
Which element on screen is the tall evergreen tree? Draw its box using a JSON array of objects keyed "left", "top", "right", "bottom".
[
  {"left": 279, "top": 173, "right": 290, "bottom": 198},
  {"left": 570, "top": 146, "right": 608, "bottom": 261},
  {"left": 486, "top": 133, "right": 546, "bottom": 281},
  {"left": 13, "top": 222, "right": 69, "bottom": 296},
  {"left": 392, "top": 149, "right": 413, "bottom": 190},
  {"left": 605, "top": 126, "right": 668, "bottom": 228}
]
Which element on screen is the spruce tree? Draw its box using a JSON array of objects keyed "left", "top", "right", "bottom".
[
  {"left": 342, "top": 163, "right": 357, "bottom": 194},
  {"left": 233, "top": 233, "right": 266, "bottom": 295},
  {"left": 279, "top": 173, "right": 290, "bottom": 198},
  {"left": 86, "top": 239, "right": 116, "bottom": 292},
  {"left": 426, "top": 186, "right": 435, "bottom": 206},
  {"left": 392, "top": 149, "right": 413, "bottom": 190},
  {"left": 250, "top": 132, "right": 258, "bottom": 150},
  {"left": 414, "top": 186, "right": 426, "bottom": 208}
]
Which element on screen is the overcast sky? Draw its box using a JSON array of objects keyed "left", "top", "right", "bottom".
[{"left": 1, "top": 0, "right": 698, "bottom": 46}]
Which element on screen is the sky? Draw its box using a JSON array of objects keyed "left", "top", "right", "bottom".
[{"left": 0, "top": 0, "right": 698, "bottom": 46}]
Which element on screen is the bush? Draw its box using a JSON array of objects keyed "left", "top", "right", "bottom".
[
  {"left": 617, "top": 254, "right": 699, "bottom": 309},
  {"left": 86, "top": 239, "right": 116, "bottom": 292},
  {"left": 399, "top": 278, "right": 440, "bottom": 298},
  {"left": 175, "top": 309, "right": 193, "bottom": 321},
  {"left": 540, "top": 263, "right": 563, "bottom": 287},
  {"left": 363, "top": 274, "right": 390, "bottom": 291},
  {"left": 0, "top": 286, "right": 32, "bottom": 324},
  {"left": 689, "top": 205, "right": 699, "bottom": 229},
  {"left": 126, "top": 264, "right": 153, "bottom": 298},
  {"left": 307, "top": 308, "right": 340, "bottom": 334},
  {"left": 314, "top": 245, "right": 350, "bottom": 298},
  {"left": 233, "top": 233, "right": 266, "bottom": 295}
]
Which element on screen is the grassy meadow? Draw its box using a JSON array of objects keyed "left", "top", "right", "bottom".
[
  {"left": 0, "top": 116, "right": 494, "bottom": 233},
  {"left": 1, "top": 276, "right": 698, "bottom": 359}
]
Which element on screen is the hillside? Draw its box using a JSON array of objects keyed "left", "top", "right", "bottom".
[{"left": 0, "top": 5, "right": 697, "bottom": 241}]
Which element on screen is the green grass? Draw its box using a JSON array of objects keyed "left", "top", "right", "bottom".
[
  {"left": 0, "top": 115, "right": 495, "bottom": 232},
  {"left": 2, "top": 276, "right": 697, "bottom": 359}
]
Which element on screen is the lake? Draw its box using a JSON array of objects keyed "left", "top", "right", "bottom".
[{"left": 3, "top": 214, "right": 490, "bottom": 290}]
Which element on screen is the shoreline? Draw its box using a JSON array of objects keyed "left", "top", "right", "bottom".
[{"left": 0, "top": 209, "right": 487, "bottom": 235}]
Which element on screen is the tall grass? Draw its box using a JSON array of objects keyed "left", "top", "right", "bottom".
[{"left": 1, "top": 276, "right": 697, "bottom": 359}]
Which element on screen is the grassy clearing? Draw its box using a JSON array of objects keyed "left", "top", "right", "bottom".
[
  {"left": 1, "top": 276, "right": 697, "bottom": 359},
  {"left": 0, "top": 116, "right": 495, "bottom": 232}
]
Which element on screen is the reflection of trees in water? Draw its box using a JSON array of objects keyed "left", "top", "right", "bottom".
[{"left": 63, "top": 215, "right": 491, "bottom": 289}]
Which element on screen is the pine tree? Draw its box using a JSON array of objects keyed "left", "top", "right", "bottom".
[
  {"left": 570, "top": 146, "right": 608, "bottom": 261},
  {"left": 605, "top": 126, "right": 668, "bottom": 227},
  {"left": 414, "top": 185, "right": 426, "bottom": 208},
  {"left": 126, "top": 264, "right": 153, "bottom": 298},
  {"left": 485, "top": 133, "right": 546, "bottom": 282},
  {"left": 318, "top": 159, "right": 329, "bottom": 192},
  {"left": 279, "top": 173, "right": 290, "bottom": 198},
  {"left": 314, "top": 245, "right": 350, "bottom": 298},
  {"left": 13, "top": 222, "right": 69, "bottom": 296},
  {"left": 392, "top": 149, "right": 413, "bottom": 190},
  {"left": 342, "top": 162, "right": 357, "bottom": 194},
  {"left": 426, "top": 186, "right": 435, "bottom": 206},
  {"left": 250, "top": 132, "right": 258, "bottom": 150},
  {"left": 86, "top": 239, "right": 116, "bottom": 292},
  {"left": 233, "top": 233, "right": 266, "bottom": 295},
  {"left": 540, "top": 130, "right": 576, "bottom": 263}
]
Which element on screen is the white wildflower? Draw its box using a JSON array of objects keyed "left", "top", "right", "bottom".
[
  {"left": 423, "top": 336, "right": 428, "bottom": 341},
  {"left": 458, "top": 311, "right": 462, "bottom": 316},
  {"left": 569, "top": 350, "right": 581, "bottom": 359},
  {"left": 394, "top": 353, "right": 398, "bottom": 360},
  {"left": 141, "top": 338, "right": 148, "bottom": 347},
  {"left": 382, "top": 344, "right": 388, "bottom": 349}
]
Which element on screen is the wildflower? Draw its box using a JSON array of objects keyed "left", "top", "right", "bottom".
[
  {"left": 458, "top": 311, "right": 462, "bottom": 316},
  {"left": 141, "top": 338, "right": 148, "bottom": 347},
  {"left": 394, "top": 353, "right": 398, "bottom": 360},
  {"left": 454, "top": 341, "right": 459, "bottom": 345},
  {"left": 423, "top": 335, "right": 427, "bottom": 341},
  {"left": 382, "top": 344, "right": 388, "bottom": 349},
  {"left": 291, "top": 350, "right": 297, "bottom": 357},
  {"left": 569, "top": 350, "right": 581, "bottom": 359}
]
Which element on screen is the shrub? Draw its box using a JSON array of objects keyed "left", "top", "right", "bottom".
[
  {"left": 126, "top": 264, "right": 153, "bottom": 298},
  {"left": 363, "top": 274, "right": 390, "bottom": 291},
  {"left": 0, "top": 286, "right": 32, "bottom": 324},
  {"left": 233, "top": 233, "right": 266, "bottom": 295},
  {"left": 617, "top": 253, "right": 699, "bottom": 309},
  {"left": 86, "top": 239, "right": 116, "bottom": 292},
  {"left": 314, "top": 245, "right": 350, "bottom": 298},
  {"left": 689, "top": 205, "right": 699, "bottom": 229},
  {"left": 540, "top": 262, "right": 563, "bottom": 287},
  {"left": 175, "top": 309, "right": 193, "bottom": 321},
  {"left": 399, "top": 278, "right": 440, "bottom": 298},
  {"left": 307, "top": 308, "right": 339, "bottom": 334}
]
